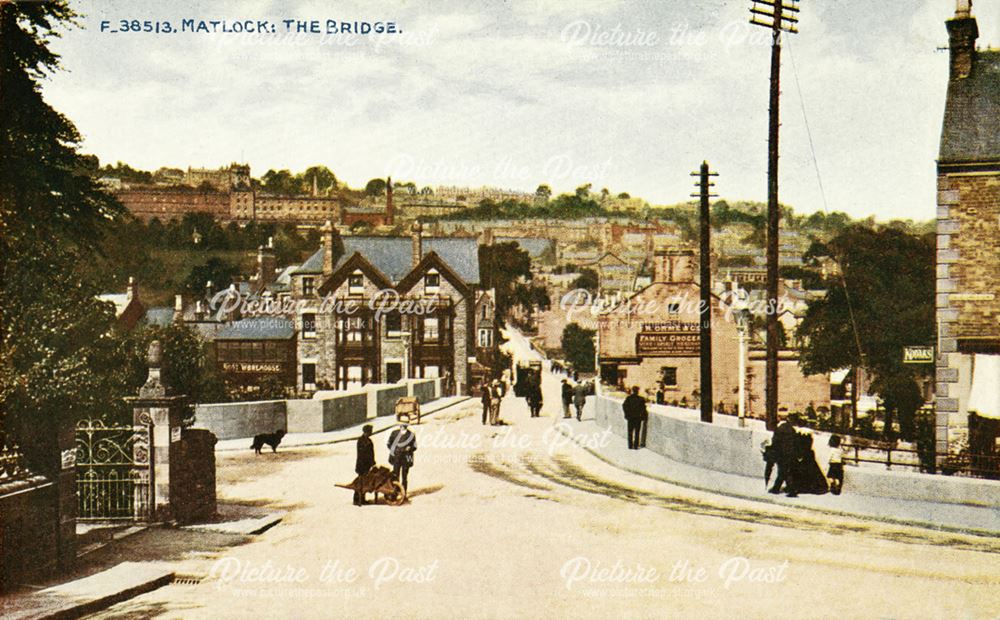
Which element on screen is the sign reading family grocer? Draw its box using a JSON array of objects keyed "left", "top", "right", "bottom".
[{"left": 636, "top": 321, "right": 700, "bottom": 357}]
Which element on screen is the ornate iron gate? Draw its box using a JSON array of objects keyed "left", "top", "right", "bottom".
[{"left": 75, "top": 419, "right": 149, "bottom": 521}]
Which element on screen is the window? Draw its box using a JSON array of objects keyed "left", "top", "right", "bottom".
[
  {"left": 386, "top": 313, "right": 402, "bottom": 337},
  {"left": 667, "top": 302, "right": 681, "bottom": 315},
  {"left": 425, "top": 271, "right": 440, "bottom": 294},
  {"left": 478, "top": 328, "right": 493, "bottom": 348},
  {"left": 302, "top": 277, "right": 315, "bottom": 297},
  {"left": 423, "top": 317, "right": 439, "bottom": 342},
  {"left": 302, "top": 363, "right": 316, "bottom": 389},
  {"left": 661, "top": 367, "right": 678, "bottom": 386},
  {"left": 386, "top": 362, "right": 403, "bottom": 384},
  {"left": 344, "top": 316, "right": 367, "bottom": 343},
  {"left": 481, "top": 304, "right": 488, "bottom": 320},
  {"left": 302, "top": 313, "right": 316, "bottom": 339},
  {"left": 348, "top": 271, "right": 364, "bottom": 295},
  {"left": 422, "top": 365, "right": 440, "bottom": 379}
]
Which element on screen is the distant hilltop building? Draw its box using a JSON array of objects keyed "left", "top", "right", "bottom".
[
  {"left": 113, "top": 164, "right": 392, "bottom": 228},
  {"left": 432, "top": 185, "right": 533, "bottom": 203}
]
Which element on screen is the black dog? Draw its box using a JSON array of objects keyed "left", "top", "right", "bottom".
[{"left": 251, "top": 429, "right": 286, "bottom": 455}]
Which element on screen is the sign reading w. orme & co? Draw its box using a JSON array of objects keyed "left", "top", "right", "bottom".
[{"left": 636, "top": 321, "right": 700, "bottom": 357}]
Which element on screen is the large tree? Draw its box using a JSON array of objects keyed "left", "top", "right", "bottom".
[
  {"left": 796, "top": 225, "right": 934, "bottom": 439},
  {"left": 478, "top": 242, "right": 532, "bottom": 322},
  {"left": 1, "top": 2, "right": 126, "bottom": 465}
]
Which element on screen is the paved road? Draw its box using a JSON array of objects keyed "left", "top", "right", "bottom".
[{"left": 90, "top": 332, "right": 1000, "bottom": 619}]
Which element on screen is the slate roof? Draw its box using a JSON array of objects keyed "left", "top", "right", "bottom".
[
  {"left": 322, "top": 236, "right": 480, "bottom": 284},
  {"left": 143, "top": 307, "right": 175, "bottom": 327},
  {"left": 940, "top": 49, "right": 1000, "bottom": 164},
  {"left": 214, "top": 317, "right": 295, "bottom": 340}
]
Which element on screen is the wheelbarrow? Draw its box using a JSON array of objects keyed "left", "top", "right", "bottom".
[
  {"left": 395, "top": 396, "right": 421, "bottom": 424},
  {"left": 336, "top": 465, "right": 406, "bottom": 506}
]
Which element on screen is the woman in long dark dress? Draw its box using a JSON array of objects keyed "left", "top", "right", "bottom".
[{"left": 790, "top": 429, "right": 829, "bottom": 495}]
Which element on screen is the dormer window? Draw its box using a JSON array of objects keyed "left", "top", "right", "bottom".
[
  {"left": 302, "top": 277, "right": 315, "bottom": 297},
  {"left": 348, "top": 271, "right": 364, "bottom": 295},
  {"left": 425, "top": 271, "right": 440, "bottom": 295}
]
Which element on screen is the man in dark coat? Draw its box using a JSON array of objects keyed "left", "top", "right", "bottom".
[
  {"left": 388, "top": 423, "right": 417, "bottom": 493},
  {"left": 354, "top": 424, "right": 375, "bottom": 506},
  {"left": 481, "top": 381, "right": 491, "bottom": 425},
  {"left": 526, "top": 381, "right": 543, "bottom": 417},
  {"left": 769, "top": 414, "right": 798, "bottom": 496},
  {"left": 622, "top": 386, "right": 647, "bottom": 450},
  {"left": 561, "top": 379, "right": 573, "bottom": 418}
]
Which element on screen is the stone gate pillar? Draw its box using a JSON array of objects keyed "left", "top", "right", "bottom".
[{"left": 126, "top": 341, "right": 188, "bottom": 522}]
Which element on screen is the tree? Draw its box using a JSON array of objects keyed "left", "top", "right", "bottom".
[
  {"left": 535, "top": 184, "right": 552, "bottom": 202},
  {"left": 478, "top": 242, "right": 532, "bottom": 322},
  {"left": 561, "top": 323, "right": 595, "bottom": 373},
  {"left": 1, "top": 2, "right": 128, "bottom": 468},
  {"left": 570, "top": 268, "right": 599, "bottom": 293},
  {"left": 797, "top": 225, "right": 934, "bottom": 439},
  {"left": 302, "top": 165, "right": 337, "bottom": 194},
  {"left": 365, "top": 178, "right": 387, "bottom": 197},
  {"left": 575, "top": 183, "right": 592, "bottom": 199},
  {"left": 185, "top": 257, "right": 240, "bottom": 294},
  {"left": 261, "top": 169, "right": 300, "bottom": 195},
  {"left": 617, "top": 192, "right": 631, "bottom": 199}
]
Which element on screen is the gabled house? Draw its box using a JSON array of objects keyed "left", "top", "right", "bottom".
[{"left": 290, "top": 221, "right": 487, "bottom": 395}]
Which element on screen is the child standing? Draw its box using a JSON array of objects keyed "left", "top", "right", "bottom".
[{"left": 827, "top": 434, "right": 844, "bottom": 495}]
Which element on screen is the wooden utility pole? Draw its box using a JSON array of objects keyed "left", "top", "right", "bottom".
[
  {"left": 750, "top": 0, "right": 799, "bottom": 430},
  {"left": 692, "top": 162, "right": 718, "bottom": 424}
]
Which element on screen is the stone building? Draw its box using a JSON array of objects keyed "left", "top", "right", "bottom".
[
  {"left": 598, "top": 249, "right": 830, "bottom": 415},
  {"left": 289, "top": 223, "right": 485, "bottom": 395},
  {"left": 935, "top": 0, "right": 1000, "bottom": 461},
  {"left": 598, "top": 250, "right": 742, "bottom": 410}
]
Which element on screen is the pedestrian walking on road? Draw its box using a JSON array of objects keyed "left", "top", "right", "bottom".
[
  {"left": 388, "top": 423, "right": 416, "bottom": 493},
  {"left": 622, "top": 387, "right": 647, "bottom": 450},
  {"left": 769, "top": 414, "right": 798, "bottom": 496},
  {"left": 561, "top": 379, "right": 573, "bottom": 418},
  {"left": 572, "top": 381, "right": 587, "bottom": 421},
  {"left": 489, "top": 380, "right": 503, "bottom": 425},
  {"left": 481, "top": 381, "right": 492, "bottom": 425},
  {"left": 354, "top": 424, "right": 375, "bottom": 506},
  {"left": 526, "top": 381, "right": 543, "bottom": 417}
]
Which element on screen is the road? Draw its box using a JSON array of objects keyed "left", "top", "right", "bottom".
[{"left": 90, "top": 331, "right": 1000, "bottom": 619}]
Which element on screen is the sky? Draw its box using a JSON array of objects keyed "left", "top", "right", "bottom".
[{"left": 41, "top": 0, "right": 1000, "bottom": 221}]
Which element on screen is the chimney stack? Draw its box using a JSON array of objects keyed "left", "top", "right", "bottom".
[
  {"left": 652, "top": 249, "right": 696, "bottom": 284},
  {"left": 411, "top": 220, "right": 423, "bottom": 268},
  {"left": 321, "top": 220, "right": 335, "bottom": 276},
  {"left": 257, "top": 237, "right": 277, "bottom": 290},
  {"left": 126, "top": 276, "right": 139, "bottom": 303},
  {"left": 173, "top": 294, "right": 184, "bottom": 323},
  {"left": 385, "top": 176, "right": 394, "bottom": 226},
  {"left": 194, "top": 300, "right": 204, "bottom": 321},
  {"left": 947, "top": 0, "right": 978, "bottom": 80}
]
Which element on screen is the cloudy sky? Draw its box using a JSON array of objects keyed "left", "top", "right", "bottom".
[{"left": 43, "top": 0, "right": 1000, "bottom": 221}]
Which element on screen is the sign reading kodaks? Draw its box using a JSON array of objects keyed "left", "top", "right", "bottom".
[{"left": 903, "top": 346, "right": 934, "bottom": 364}]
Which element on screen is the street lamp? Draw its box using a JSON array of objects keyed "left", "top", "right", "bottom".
[{"left": 731, "top": 286, "right": 752, "bottom": 428}]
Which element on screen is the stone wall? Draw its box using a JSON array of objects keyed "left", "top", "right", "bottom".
[
  {"left": 594, "top": 393, "right": 1000, "bottom": 508},
  {"left": 169, "top": 429, "right": 217, "bottom": 524},
  {"left": 375, "top": 384, "right": 409, "bottom": 417},
  {"left": 194, "top": 399, "right": 286, "bottom": 441},
  {"left": 411, "top": 379, "right": 437, "bottom": 404},
  {"left": 0, "top": 476, "right": 58, "bottom": 592}
]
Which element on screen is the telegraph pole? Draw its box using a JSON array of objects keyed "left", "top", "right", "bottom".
[
  {"left": 750, "top": 0, "right": 799, "bottom": 430},
  {"left": 691, "top": 162, "right": 718, "bottom": 424}
]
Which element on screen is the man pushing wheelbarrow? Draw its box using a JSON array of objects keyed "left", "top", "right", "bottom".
[{"left": 338, "top": 424, "right": 406, "bottom": 506}]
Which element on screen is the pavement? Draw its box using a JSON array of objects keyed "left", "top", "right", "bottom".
[{"left": 555, "top": 417, "right": 1000, "bottom": 537}]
